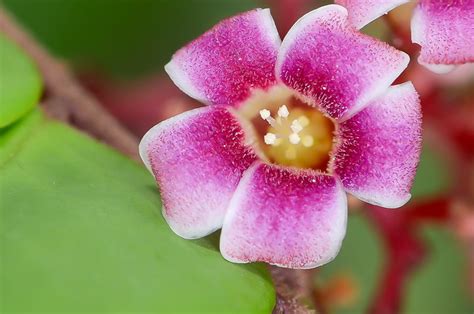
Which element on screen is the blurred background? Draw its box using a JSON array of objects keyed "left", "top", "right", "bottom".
[{"left": 2, "top": 0, "right": 473, "bottom": 313}]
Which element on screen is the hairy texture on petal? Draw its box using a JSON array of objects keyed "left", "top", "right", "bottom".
[
  {"left": 333, "top": 82, "right": 422, "bottom": 208},
  {"left": 220, "top": 162, "right": 347, "bottom": 269},
  {"left": 335, "top": 0, "right": 409, "bottom": 29},
  {"left": 139, "top": 106, "right": 258, "bottom": 239},
  {"left": 276, "top": 5, "right": 409, "bottom": 121},
  {"left": 412, "top": 0, "right": 474, "bottom": 71},
  {"left": 165, "top": 9, "right": 280, "bottom": 107}
]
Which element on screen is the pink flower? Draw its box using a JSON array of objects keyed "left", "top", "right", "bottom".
[
  {"left": 139, "top": 5, "right": 422, "bottom": 269},
  {"left": 336, "top": 0, "right": 474, "bottom": 73}
]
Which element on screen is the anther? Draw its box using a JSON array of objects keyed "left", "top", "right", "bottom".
[
  {"left": 291, "top": 120, "right": 303, "bottom": 134},
  {"left": 259, "top": 108, "right": 276, "bottom": 127},
  {"left": 264, "top": 133, "right": 277, "bottom": 145},
  {"left": 260, "top": 109, "right": 271, "bottom": 120},
  {"left": 298, "top": 116, "right": 310, "bottom": 127},
  {"left": 277, "top": 105, "right": 289, "bottom": 118},
  {"left": 302, "top": 135, "right": 314, "bottom": 147},
  {"left": 289, "top": 133, "right": 301, "bottom": 145}
]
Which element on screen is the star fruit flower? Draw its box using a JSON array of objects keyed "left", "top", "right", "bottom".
[
  {"left": 139, "top": 5, "right": 422, "bottom": 269},
  {"left": 336, "top": 0, "right": 474, "bottom": 73}
]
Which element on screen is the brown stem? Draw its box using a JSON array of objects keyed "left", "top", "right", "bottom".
[
  {"left": 0, "top": 8, "right": 139, "bottom": 160},
  {"left": 271, "top": 266, "right": 316, "bottom": 313}
]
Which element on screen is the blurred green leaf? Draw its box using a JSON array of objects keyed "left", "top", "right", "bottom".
[
  {"left": 315, "top": 214, "right": 385, "bottom": 313},
  {"left": 0, "top": 33, "right": 42, "bottom": 127},
  {"left": 3, "top": 0, "right": 259, "bottom": 78},
  {"left": 411, "top": 144, "right": 452, "bottom": 199},
  {"left": 0, "top": 106, "right": 42, "bottom": 165},
  {"left": 0, "top": 109, "right": 275, "bottom": 313},
  {"left": 404, "top": 226, "right": 473, "bottom": 313}
]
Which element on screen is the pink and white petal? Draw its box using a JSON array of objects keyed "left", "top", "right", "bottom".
[
  {"left": 332, "top": 82, "right": 422, "bottom": 208},
  {"left": 335, "top": 0, "right": 409, "bottom": 29},
  {"left": 276, "top": 5, "right": 409, "bottom": 121},
  {"left": 165, "top": 9, "right": 281, "bottom": 107},
  {"left": 220, "top": 162, "right": 347, "bottom": 269},
  {"left": 411, "top": 0, "right": 474, "bottom": 71},
  {"left": 139, "top": 106, "right": 258, "bottom": 239}
]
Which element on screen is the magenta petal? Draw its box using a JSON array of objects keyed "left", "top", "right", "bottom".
[
  {"left": 411, "top": 0, "right": 474, "bottom": 72},
  {"left": 165, "top": 9, "right": 281, "bottom": 107},
  {"left": 220, "top": 162, "right": 347, "bottom": 269},
  {"left": 277, "top": 5, "right": 409, "bottom": 121},
  {"left": 335, "top": 0, "right": 409, "bottom": 29},
  {"left": 139, "top": 106, "right": 258, "bottom": 239},
  {"left": 333, "top": 82, "right": 422, "bottom": 208}
]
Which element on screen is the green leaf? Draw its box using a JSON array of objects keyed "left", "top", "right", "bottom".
[
  {"left": 0, "top": 33, "right": 42, "bottom": 127},
  {"left": 0, "top": 109, "right": 275, "bottom": 313},
  {"left": 3, "top": 0, "right": 259, "bottom": 78},
  {"left": 315, "top": 214, "right": 385, "bottom": 314},
  {"left": 411, "top": 144, "right": 452, "bottom": 199},
  {"left": 404, "top": 226, "right": 474, "bottom": 313}
]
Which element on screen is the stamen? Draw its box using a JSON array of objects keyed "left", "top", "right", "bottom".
[
  {"left": 258, "top": 103, "right": 334, "bottom": 170},
  {"left": 290, "top": 120, "right": 303, "bottom": 134},
  {"left": 298, "top": 116, "right": 310, "bottom": 127},
  {"left": 277, "top": 105, "right": 289, "bottom": 118},
  {"left": 289, "top": 133, "right": 301, "bottom": 145},
  {"left": 260, "top": 109, "right": 271, "bottom": 120},
  {"left": 302, "top": 135, "right": 314, "bottom": 147},
  {"left": 264, "top": 133, "right": 277, "bottom": 145},
  {"left": 259, "top": 109, "right": 276, "bottom": 127}
]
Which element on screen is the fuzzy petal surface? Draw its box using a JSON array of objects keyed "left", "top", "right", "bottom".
[
  {"left": 165, "top": 9, "right": 281, "bottom": 107},
  {"left": 220, "top": 162, "right": 347, "bottom": 269},
  {"left": 276, "top": 5, "right": 409, "bottom": 121},
  {"left": 139, "top": 106, "right": 258, "bottom": 239},
  {"left": 333, "top": 82, "right": 422, "bottom": 208},
  {"left": 335, "top": 0, "right": 409, "bottom": 29},
  {"left": 411, "top": 0, "right": 474, "bottom": 72}
]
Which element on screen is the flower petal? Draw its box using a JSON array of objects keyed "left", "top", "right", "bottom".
[
  {"left": 411, "top": 0, "right": 474, "bottom": 72},
  {"left": 411, "top": 0, "right": 474, "bottom": 73},
  {"left": 139, "top": 106, "right": 258, "bottom": 239},
  {"left": 335, "top": 0, "right": 409, "bottom": 29},
  {"left": 276, "top": 5, "right": 409, "bottom": 121},
  {"left": 220, "top": 162, "right": 347, "bottom": 269},
  {"left": 165, "top": 9, "right": 281, "bottom": 107},
  {"left": 332, "top": 82, "right": 422, "bottom": 208}
]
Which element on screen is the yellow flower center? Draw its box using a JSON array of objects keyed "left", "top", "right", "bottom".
[
  {"left": 239, "top": 85, "right": 335, "bottom": 171},
  {"left": 259, "top": 105, "right": 334, "bottom": 170}
]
